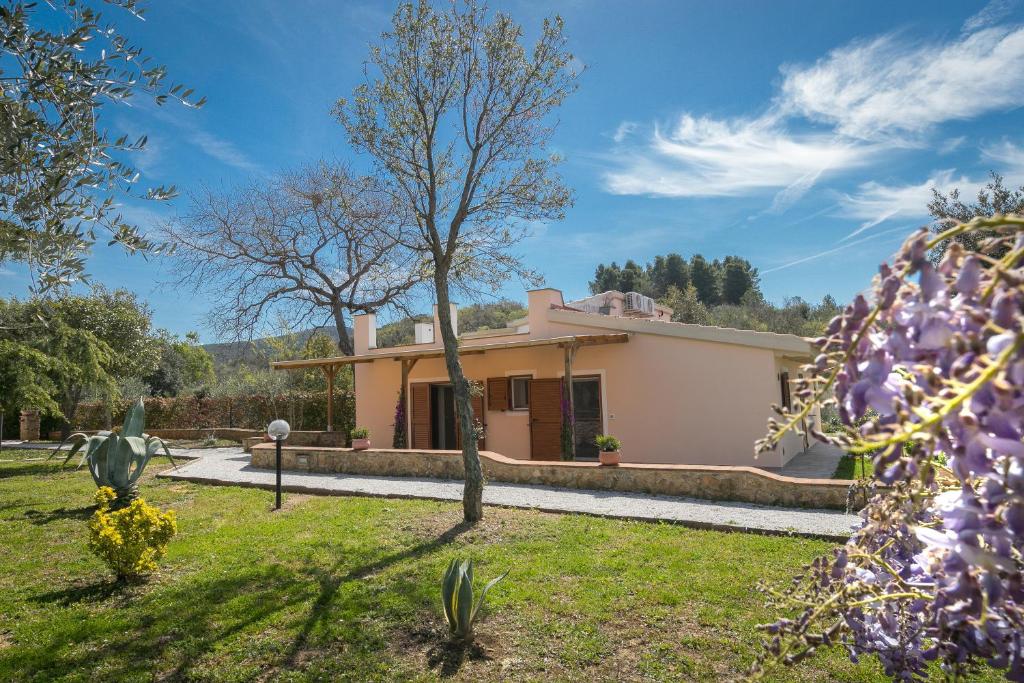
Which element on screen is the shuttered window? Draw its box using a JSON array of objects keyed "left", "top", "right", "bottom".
[
  {"left": 510, "top": 376, "right": 531, "bottom": 410},
  {"left": 486, "top": 377, "right": 509, "bottom": 411}
]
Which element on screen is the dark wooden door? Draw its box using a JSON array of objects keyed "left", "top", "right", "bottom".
[
  {"left": 529, "top": 378, "right": 563, "bottom": 460},
  {"left": 410, "top": 383, "right": 432, "bottom": 449}
]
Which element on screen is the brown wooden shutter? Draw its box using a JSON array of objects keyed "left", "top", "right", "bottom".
[
  {"left": 410, "top": 383, "right": 432, "bottom": 449},
  {"left": 779, "top": 371, "right": 791, "bottom": 410},
  {"left": 529, "top": 378, "right": 563, "bottom": 460},
  {"left": 487, "top": 377, "right": 509, "bottom": 411}
]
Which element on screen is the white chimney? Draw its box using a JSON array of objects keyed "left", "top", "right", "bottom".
[
  {"left": 414, "top": 322, "right": 434, "bottom": 344},
  {"left": 353, "top": 313, "right": 377, "bottom": 354},
  {"left": 432, "top": 303, "right": 458, "bottom": 340}
]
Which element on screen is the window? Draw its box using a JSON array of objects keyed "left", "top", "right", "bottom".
[{"left": 510, "top": 375, "right": 531, "bottom": 410}]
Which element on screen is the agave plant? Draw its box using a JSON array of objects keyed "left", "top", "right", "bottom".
[
  {"left": 51, "top": 398, "right": 178, "bottom": 505},
  {"left": 441, "top": 558, "right": 508, "bottom": 642}
]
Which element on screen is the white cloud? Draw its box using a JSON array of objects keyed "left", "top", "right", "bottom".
[
  {"left": 602, "top": 114, "right": 876, "bottom": 199},
  {"left": 187, "top": 129, "right": 264, "bottom": 175},
  {"left": 836, "top": 170, "right": 974, "bottom": 239},
  {"left": 779, "top": 25, "right": 1024, "bottom": 140},
  {"left": 612, "top": 121, "right": 637, "bottom": 143},
  {"left": 964, "top": 0, "right": 1018, "bottom": 33},
  {"left": 983, "top": 139, "right": 1024, "bottom": 174}
]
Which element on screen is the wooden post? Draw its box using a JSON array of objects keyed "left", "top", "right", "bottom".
[
  {"left": 563, "top": 343, "right": 578, "bottom": 460},
  {"left": 398, "top": 358, "right": 418, "bottom": 446},
  {"left": 323, "top": 365, "right": 336, "bottom": 432}
]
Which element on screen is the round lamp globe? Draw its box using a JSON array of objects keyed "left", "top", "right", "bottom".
[{"left": 267, "top": 419, "right": 291, "bottom": 442}]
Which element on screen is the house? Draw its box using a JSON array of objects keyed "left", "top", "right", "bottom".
[{"left": 272, "top": 288, "right": 817, "bottom": 468}]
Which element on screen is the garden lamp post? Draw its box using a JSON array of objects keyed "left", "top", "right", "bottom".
[{"left": 267, "top": 419, "right": 290, "bottom": 509}]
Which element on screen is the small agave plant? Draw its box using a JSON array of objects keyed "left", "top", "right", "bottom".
[
  {"left": 441, "top": 558, "right": 508, "bottom": 643},
  {"left": 51, "top": 398, "right": 178, "bottom": 505}
]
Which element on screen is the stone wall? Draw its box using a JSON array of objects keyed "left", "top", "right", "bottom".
[
  {"left": 242, "top": 430, "right": 352, "bottom": 452},
  {"left": 250, "top": 446, "right": 855, "bottom": 509},
  {"left": 147, "top": 428, "right": 262, "bottom": 441}
]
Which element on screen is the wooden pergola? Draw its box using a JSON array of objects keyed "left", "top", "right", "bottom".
[{"left": 271, "top": 333, "right": 629, "bottom": 449}]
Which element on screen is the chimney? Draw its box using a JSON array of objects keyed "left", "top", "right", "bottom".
[
  {"left": 432, "top": 303, "right": 458, "bottom": 341},
  {"left": 414, "top": 322, "right": 434, "bottom": 344},
  {"left": 527, "top": 288, "right": 564, "bottom": 338},
  {"left": 353, "top": 312, "right": 377, "bottom": 354}
]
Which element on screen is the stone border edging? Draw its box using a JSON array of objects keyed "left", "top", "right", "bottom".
[
  {"left": 159, "top": 467, "right": 852, "bottom": 542},
  {"left": 250, "top": 445, "right": 856, "bottom": 510}
]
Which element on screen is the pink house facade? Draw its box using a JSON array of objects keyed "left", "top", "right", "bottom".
[{"left": 274, "top": 288, "right": 818, "bottom": 469}]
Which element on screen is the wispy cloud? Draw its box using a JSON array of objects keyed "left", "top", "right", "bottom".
[
  {"left": 778, "top": 25, "right": 1024, "bottom": 141},
  {"left": 603, "top": 13, "right": 1024, "bottom": 207},
  {"left": 983, "top": 139, "right": 1024, "bottom": 174},
  {"left": 836, "top": 170, "right": 972, "bottom": 239},
  {"left": 964, "top": 0, "right": 1019, "bottom": 32},
  {"left": 186, "top": 128, "right": 264, "bottom": 175},
  {"left": 762, "top": 224, "right": 914, "bottom": 274},
  {"left": 602, "top": 114, "right": 877, "bottom": 199}
]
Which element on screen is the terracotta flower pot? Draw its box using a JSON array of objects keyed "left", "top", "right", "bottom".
[
  {"left": 352, "top": 438, "right": 371, "bottom": 451},
  {"left": 598, "top": 450, "right": 621, "bottom": 466}
]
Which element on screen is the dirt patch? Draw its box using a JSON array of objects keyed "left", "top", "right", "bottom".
[
  {"left": 392, "top": 506, "right": 550, "bottom": 549},
  {"left": 0, "top": 630, "right": 12, "bottom": 650},
  {"left": 394, "top": 622, "right": 502, "bottom": 680},
  {"left": 280, "top": 493, "right": 312, "bottom": 511}
]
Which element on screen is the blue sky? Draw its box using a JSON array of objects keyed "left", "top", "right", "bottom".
[{"left": 4, "top": 0, "right": 1024, "bottom": 340}]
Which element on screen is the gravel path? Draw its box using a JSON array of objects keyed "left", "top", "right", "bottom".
[{"left": 157, "top": 448, "right": 859, "bottom": 541}]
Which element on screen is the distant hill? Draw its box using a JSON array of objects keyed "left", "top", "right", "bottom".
[
  {"left": 203, "top": 327, "right": 344, "bottom": 372},
  {"left": 203, "top": 300, "right": 527, "bottom": 371}
]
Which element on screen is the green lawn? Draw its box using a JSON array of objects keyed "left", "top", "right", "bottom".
[
  {"left": 0, "top": 450, "right": 956, "bottom": 681},
  {"left": 833, "top": 454, "right": 873, "bottom": 479}
]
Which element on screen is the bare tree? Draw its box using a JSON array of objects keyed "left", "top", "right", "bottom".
[
  {"left": 165, "top": 163, "right": 427, "bottom": 354},
  {"left": 335, "top": 1, "right": 578, "bottom": 521}
]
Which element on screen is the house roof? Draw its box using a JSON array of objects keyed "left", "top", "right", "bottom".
[
  {"left": 270, "top": 333, "right": 630, "bottom": 370},
  {"left": 546, "top": 308, "right": 813, "bottom": 357}
]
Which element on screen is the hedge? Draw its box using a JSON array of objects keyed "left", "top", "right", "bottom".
[{"left": 72, "top": 391, "right": 355, "bottom": 434}]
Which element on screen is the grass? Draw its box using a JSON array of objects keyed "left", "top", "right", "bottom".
[
  {"left": 833, "top": 454, "right": 873, "bottom": 479},
  {"left": 0, "top": 450, "right": 988, "bottom": 682}
]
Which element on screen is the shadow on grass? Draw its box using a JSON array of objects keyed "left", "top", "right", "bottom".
[
  {"left": 284, "top": 520, "right": 474, "bottom": 669},
  {"left": 426, "top": 638, "right": 492, "bottom": 678},
  {"left": 22, "top": 505, "right": 94, "bottom": 525},
  {"left": 32, "top": 579, "right": 125, "bottom": 606},
  {"left": 7, "top": 564, "right": 309, "bottom": 682},
  {"left": 0, "top": 462, "right": 66, "bottom": 479}
]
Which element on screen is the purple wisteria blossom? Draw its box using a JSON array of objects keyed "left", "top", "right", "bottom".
[{"left": 752, "top": 216, "right": 1024, "bottom": 681}]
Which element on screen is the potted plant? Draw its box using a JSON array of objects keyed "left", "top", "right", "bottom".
[
  {"left": 594, "top": 435, "right": 621, "bottom": 466},
  {"left": 351, "top": 427, "right": 371, "bottom": 450}
]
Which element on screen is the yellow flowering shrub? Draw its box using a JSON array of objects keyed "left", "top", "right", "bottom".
[{"left": 88, "top": 486, "right": 177, "bottom": 579}]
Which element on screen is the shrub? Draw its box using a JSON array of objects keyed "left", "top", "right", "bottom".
[
  {"left": 350, "top": 426, "right": 370, "bottom": 439},
  {"left": 88, "top": 486, "right": 177, "bottom": 580},
  {"left": 594, "top": 435, "right": 621, "bottom": 452},
  {"left": 441, "top": 559, "right": 507, "bottom": 642}
]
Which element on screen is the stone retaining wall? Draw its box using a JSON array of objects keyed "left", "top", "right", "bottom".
[
  {"left": 250, "top": 446, "right": 855, "bottom": 509},
  {"left": 147, "top": 428, "right": 262, "bottom": 441},
  {"left": 242, "top": 430, "right": 351, "bottom": 452}
]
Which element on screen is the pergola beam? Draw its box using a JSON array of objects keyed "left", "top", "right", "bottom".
[{"left": 269, "top": 333, "right": 629, "bottom": 371}]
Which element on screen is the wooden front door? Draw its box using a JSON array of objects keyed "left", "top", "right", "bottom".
[
  {"left": 529, "top": 378, "right": 563, "bottom": 460},
  {"left": 410, "top": 383, "right": 432, "bottom": 449}
]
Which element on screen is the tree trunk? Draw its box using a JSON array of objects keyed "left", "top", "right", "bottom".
[
  {"left": 434, "top": 269, "right": 484, "bottom": 523},
  {"left": 332, "top": 303, "right": 354, "bottom": 356}
]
